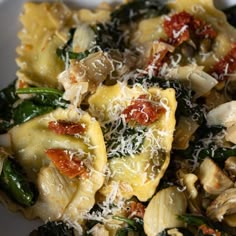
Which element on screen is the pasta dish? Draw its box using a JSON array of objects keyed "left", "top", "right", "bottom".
[{"left": 0, "top": 0, "right": 236, "bottom": 235}]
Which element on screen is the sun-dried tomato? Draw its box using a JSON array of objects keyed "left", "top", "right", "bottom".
[
  {"left": 45, "top": 148, "right": 89, "bottom": 179},
  {"left": 122, "top": 94, "right": 166, "bottom": 126},
  {"left": 164, "top": 11, "right": 192, "bottom": 46},
  {"left": 212, "top": 44, "right": 236, "bottom": 80},
  {"left": 192, "top": 18, "right": 217, "bottom": 39},
  {"left": 127, "top": 201, "right": 145, "bottom": 218},
  {"left": 198, "top": 224, "right": 221, "bottom": 236},
  {"left": 48, "top": 120, "right": 86, "bottom": 135},
  {"left": 163, "top": 11, "right": 217, "bottom": 46}
]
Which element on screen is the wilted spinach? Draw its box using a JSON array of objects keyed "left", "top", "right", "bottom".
[
  {"left": 111, "top": 0, "right": 169, "bottom": 25},
  {"left": 102, "top": 118, "right": 146, "bottom": 159},
  {"left": 29, "top": 221, "right": 75, "bottom": 236},
  {"left": 0, "top": 84, "right": 68, "bottom": 133}
]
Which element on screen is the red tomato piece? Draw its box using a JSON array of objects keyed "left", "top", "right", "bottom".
[
  {"left": 164, "top": 11, "right": 192, "bottom": 46},
  {"left": 45, "top": 148, "right": 89, "bottom": 179},
  {"left": 198, "top": 224, "right": 221, "bottom": 236},
  {"left": 163, "top": 11, "right": 217, "bottom": 46},
  {"left": 127, "top": 201, "right": 145, "bottom": 218},
  {"left": 122, "top": 94, "right": 166, "bottom": 126},
  {"left": 212, "top": 44, "right": 236, "bottom": 80},
  {"left": 192, "top": 18, "right": 217, "bottom": 39},
  {"left": 48, "top": 120, "right": 86, "bottom": 135}
]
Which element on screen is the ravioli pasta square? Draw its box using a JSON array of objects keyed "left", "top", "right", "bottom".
[{"left": 88, "top": 83, "right": 177, "bottom": 201}]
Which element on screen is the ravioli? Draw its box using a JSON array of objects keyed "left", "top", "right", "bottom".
[
  {"left": 8, "top": 108, "right": 107, "bottom": 222},
  {"left": 133, "top": 0, "right": 236, "bottom": 72},
  {"left": 88, "top": 83, "right": 177, "bottom": 201},
  {"left": 16, "top": 3, "right": 72, "bottom": 88}
]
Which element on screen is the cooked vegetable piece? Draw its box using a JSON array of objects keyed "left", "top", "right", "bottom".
[
  {"left": 35, "top": 164, "right": 78, "bottom": 221},
  {"left": 45, "top": 148, "right": 89, "bottom": 179},
  {"left": 29, "top": 221, "right": 74, "bottom": 236},
  {"left": 199, "top": 158, "right": 233, "bottom": 195},
  {"left": 0, "top": 157, "right": 38, "bottom": 207},
  {"left": 168, "top": 66, "right": 218, "bottom": 98},
  {"left": 144, "top": 186, "right": 187, "bottom": 236},
  {"left": 57, "top": 25, "right": 95, "bottom": 61},
  {"left": 225, "top": 156, "right": 236, "bottom": 178},
  {"left": 122, "top": 94, "right": 166, "bottom": 126},
  {"left": 225, "top": 124, "right": 236, "bottom": 144},
  {"left": 13, "top": 89, "right": 68, "bottom": 125},
  {"left": 206, "top": 188, "right": 236, "bottom": 222},
  {"left": 206, "top": 101, "right": 236, "bottom": 127},
  {"left": 48, "top": 120, "right": 86, "bottom": 135},
  {"left": 173, "top": 116, "right": 199, "bottom": 150}
]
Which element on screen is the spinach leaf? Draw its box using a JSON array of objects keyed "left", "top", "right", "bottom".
[
  {"left": 178, "top": 214, "right": 229, "bottom": 236},
  {"left": 0, "top": 157, "right": 38, "bottom": 207},
  {"left": 113, "top": 216, "right": 145, "bottom": 236},
  {"left": 224, "top": 5, "right": 236, "bottom": 27},
  {"left": 12, "top": 100, "right": 54, "bottom": 124},
  {"left": 13, "top": 88, "right": 68, "bottom": 125},
  {"left": 56, "top": 27, "right": 93, "bottom": 62},
  {"left": 0, "top": 81, "right": 19, "bottom": 132},
  {"left": 57, "top": 48, "right": 90, "bottom": 61},
  {"left": 93, "top": 23, "right": 126, "bottom": 52},
  {"left": 176, "top": 125, "right": 235, "bottom": 162},
  {"left": 111, "top": 0, "right": 169, "bottom": 25},
  {"left": 29, "top": 221, "right": 74, "bottom": 236},
  {"left": 0, "top": 84, "right": 68, "bottom": 133},
  {"left": 102, "top": 118, "right": 146, "bottom": 159}
]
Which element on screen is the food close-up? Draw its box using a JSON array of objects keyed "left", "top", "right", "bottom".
[{"left": 0, "top": 0, "right": 236, "bottom": 235}]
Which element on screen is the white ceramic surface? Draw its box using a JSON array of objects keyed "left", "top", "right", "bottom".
[{"left": 0, "top": 0, "right": 235, "bottom": 235}]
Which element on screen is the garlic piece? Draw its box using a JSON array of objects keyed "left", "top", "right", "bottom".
[
  {"left": 144, "top": 186, "right": 187, "bottom": 236},
  {"left": 199, "top": 158, "right": 233, "bottom": 195}
]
